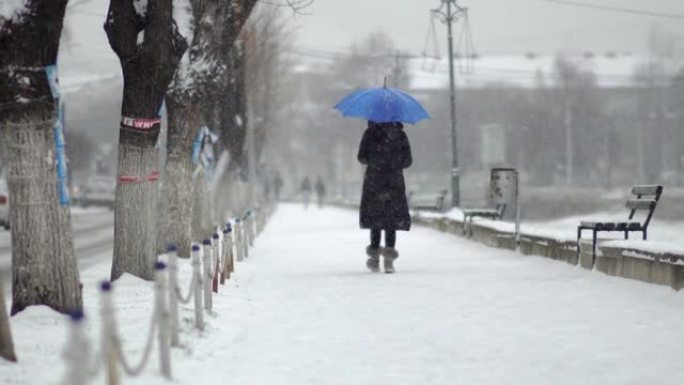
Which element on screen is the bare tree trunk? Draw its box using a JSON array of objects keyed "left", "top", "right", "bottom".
[
  {"left": 0, "top": 1, "right": 82, "bottom": 315},
  {"left": 105, "top": 0, "right": 187, "bottom": 281},
  {"left": 211, "top": 0, "right": 258, "bottom": 183},
  {"left": 159, "top": 98, "right": 198, "bottom": 257},
  {"left": 191, "top": 173, "right": 213, "bottom": 240},
  {"left": 160, "top": 0, "right": 258, "bottom": 248},
  {"left": 219, "top": 41, "right": 249, "bottom": 178},
  {"left": 0, "top": 279, "right": 17, "bottom": 362}
]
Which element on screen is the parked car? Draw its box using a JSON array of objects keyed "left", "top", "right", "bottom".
[
  {"left": 0, "top": 176, "right": 9, "bottom": 230},
  {"left": 75, "top": 176, "right": 116, "bottom": 210}
]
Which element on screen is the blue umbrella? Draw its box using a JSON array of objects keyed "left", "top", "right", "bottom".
[{"left": 334, "top": 86, "right": 430, "bottom": 124}]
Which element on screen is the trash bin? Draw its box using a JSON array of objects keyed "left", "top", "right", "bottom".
[{"left": 489, "top": 168, "right": 518, "bottom": 222}]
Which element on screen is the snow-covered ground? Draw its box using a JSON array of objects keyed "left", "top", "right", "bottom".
[
  {"left": 425, "top": 207, "right": 684, "bottom": 254},
  {"left": 2, "top": 204, "right": 684, "bottom": 384}
]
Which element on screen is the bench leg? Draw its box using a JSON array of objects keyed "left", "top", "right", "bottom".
[
  {"left": 463, "top": 214, "right": 467, "bottom": 236},
  {"left": 643, "top": 229, "right": 647, "bottom": 241},
  {"left": 592, "top": 229, "right": 598, "bottom": 266},
  {"left": 576, "top": 227, "right": 582, "bottom": 259},
  {"left": 624, "top": 230, "right": 629, "bottom": 240}
]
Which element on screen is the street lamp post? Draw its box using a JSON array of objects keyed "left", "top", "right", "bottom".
[{"left": 432, "top": 0, "right": 468, "bottom": 207}]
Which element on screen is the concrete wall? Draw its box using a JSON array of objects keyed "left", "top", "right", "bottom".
[{"left": 412, "top": 213, "right": 684, "bottom": 290}]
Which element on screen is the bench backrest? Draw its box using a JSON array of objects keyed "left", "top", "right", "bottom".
[
  {"left": 627, "top": 185, "right": 663, "bottom": 228},
  {"left": 496, "top": 203, "right": 507, "bottom": 218},
  {"left": 408, "top": 189, "right": 449, "bottom": 212},
  {"left": 435, "top": 189, "right": 448, "bottom": 211}
]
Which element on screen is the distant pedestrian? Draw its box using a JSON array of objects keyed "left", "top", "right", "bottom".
[
  {"left": 357, "top": 121, "right": 412, "bottom": 273},
  {"left": 300, "top": 176, "right": 312, "bottom": 209},
  {"left": 273, "top": 172, "right": 283, "bottom": 201},
  {"left": 315, "top": 176, "right": 326, "bottom": 208}
]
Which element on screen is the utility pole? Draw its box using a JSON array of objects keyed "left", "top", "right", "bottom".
[
  {"left": 564, "top": 92, "right": 573, "bottom": 185},
  {"left": 432, "top": 0, "right": 468, "bottom": 207}
]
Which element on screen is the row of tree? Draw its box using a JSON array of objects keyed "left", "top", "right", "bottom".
[{"left": 0, "top": 0, "right": 302, "bottom": 361}]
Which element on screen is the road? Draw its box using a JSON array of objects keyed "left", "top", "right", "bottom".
[{"left": 0, "top": 207, "right": 114, "bottom": 283}]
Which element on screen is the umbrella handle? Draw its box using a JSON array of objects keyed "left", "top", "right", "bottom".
[{"left": 383, "top": 76, "right": 388, "bottom": 88}]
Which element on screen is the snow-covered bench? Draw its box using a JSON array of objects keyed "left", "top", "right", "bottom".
[
  {"left": 462, "top": 203, "right": 507, "bottom": 236},
  {"left": 577, "top": 185, "right": 663, "bottom": 265},
  {"left": 408, "top": 189, "right": 448, "bottom": 212}
]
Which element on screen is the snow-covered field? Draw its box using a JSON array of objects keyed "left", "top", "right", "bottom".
[{"left": 2, "top": 204, "right": 684, "bottom": 385}]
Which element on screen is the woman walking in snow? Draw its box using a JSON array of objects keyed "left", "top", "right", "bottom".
[{"left": 357, "top": 121, "right": 412, "bottom": 273}]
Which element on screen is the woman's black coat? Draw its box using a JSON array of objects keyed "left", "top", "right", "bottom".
[{"left": 357, "top": 124, "right": 412, "bottom": 231}]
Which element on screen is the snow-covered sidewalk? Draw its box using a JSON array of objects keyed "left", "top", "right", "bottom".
[{"left": 2, "top": 204, "right": 684, "bottom": 385}]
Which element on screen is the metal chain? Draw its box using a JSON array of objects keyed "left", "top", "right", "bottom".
[
  {"left": 175, "top": 274, "right": 196, "bottom": 305},
  {"left": 86, "top": 348, "right": 103, "bottom": 379},
  {"left": 114, "top": 301, "right": 158, "bottom": 377}
]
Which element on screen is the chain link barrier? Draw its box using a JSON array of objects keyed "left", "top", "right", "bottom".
[{"left": 58, "top": 201, "right": 277, "bottom": 383}]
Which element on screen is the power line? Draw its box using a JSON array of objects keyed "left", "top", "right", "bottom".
[{"left": 541, "top": 0, "right": 684, "bottom": 20}]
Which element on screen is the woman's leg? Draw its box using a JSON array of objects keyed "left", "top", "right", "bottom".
[
  {"left": 384, "top": 229, "right": 396, "bottom": 248},
  {"left": 381, "top": 230, "right": 398, "bottom": 273},
  {"left": 370, "top": 229, "right": 382, "bottom": 248},
  {"left": 366, "top": 229, "right": 382, "bottom": 272}
]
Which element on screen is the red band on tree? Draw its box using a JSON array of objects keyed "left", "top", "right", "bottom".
[{"left": 118, "top": 171, "right": 160, "bottom": 184}]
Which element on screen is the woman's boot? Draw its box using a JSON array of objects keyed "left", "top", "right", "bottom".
[
  {"left": 381, "top": 247, "right": 398, "bottom": 274},
  {"left": 365, "top": 245, "right": 380, "bottom": 272}
]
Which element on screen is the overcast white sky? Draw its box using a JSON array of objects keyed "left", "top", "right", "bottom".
[{"left": 292, "top": 0, "right": 684, "bottom": 56}]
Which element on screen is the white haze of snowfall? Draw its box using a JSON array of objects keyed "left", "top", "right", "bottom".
[
  {"left": 2, "top": 205, "right": 684, "bottom": 385},
  {"left": 8, "top": 0, "right": 651, "bottom": 98}
]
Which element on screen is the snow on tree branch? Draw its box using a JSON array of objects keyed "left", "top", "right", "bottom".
[{"left": 0, "top": 0, "right": 28, "bottom": 22}]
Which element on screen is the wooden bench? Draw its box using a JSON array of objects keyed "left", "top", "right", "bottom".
[
  {"left": 577, "top": 185, "right": 663, "bottom": 265},
  {"left": 408, "top": 189, "right": 448, "bottom": 212},
  {"left": 462, "top": 203, "right": 507, "bottom": 236}
]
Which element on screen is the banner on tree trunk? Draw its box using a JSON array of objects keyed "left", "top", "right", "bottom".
[
  {"left": 192, "top": 126, "right": 219, "bottom": 182},
  {"left": 45, "top": 65, "right": 69, "bottom": 206},
  {"left": 45, "top": 64, "right": 60, "bottom": 100},
  {"left": 121, "top": 116, "right": 161, "bottom": 131},
  {"left": 54, "top": 102, "right": 70, "bottom": 205}
]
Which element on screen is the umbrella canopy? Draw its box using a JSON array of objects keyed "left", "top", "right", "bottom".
[{"left": 334, "top": 86, "right": 430, "bottom": 124}]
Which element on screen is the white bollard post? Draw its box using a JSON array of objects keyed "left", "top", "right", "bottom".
[
  {"left": 202, "top": 239, "right": 213, "bottom": 311},
  {"left": 61, "top": 310, "right": 89, "bottom": 385},
  {"left": 222, "top": 226, "right": 234, "bottom": 280},
  {"left": 100, "top": 281, "right": 120, "bottom": 385},
  {"left": 253, "top": 208, "right": 260, "bottom": 236},
  {"left": 234, "top": 219, "right": 244, "bottom": 262},
  {"left": 257, "top": 207, "right": 265, "bottom": 235},
  {"left": 154, "top": 262, "right": 171, "bottom": 379},
  {"left": 247, "top": 211, "right": 255, "bottom": 247},
  {"left": 211, "top": 233, "right": 220, "bottom": 293},
  {"left": 191, "top": 245, "right": 204, "bottom": 331},
  {"left": 166, "top": 245, "right": 180, "bottom": 347},
  {"left": 242, "top": 213, "right": 250, "bottom": 259}
]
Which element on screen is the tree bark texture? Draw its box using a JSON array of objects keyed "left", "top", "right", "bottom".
[
  {"left": 0, "top": 279, "right": 17, "bottom": 362},
  {"left": 105, "top": 0, "right": 187, "bottom": 281},
  {"left": 161, "top": 0, "right": 221, "bottom": 257},
  {"left": 159, "top": 97, "right": 198, "bottom": 257},
  {"left": 0, "top": 0, "right": 82, "bottom": 315},
  {"left": 218, "top": 42, "right": 249, "bottom": 178},
  {"left": 160, "top": 0, "right": 257, "bottom": 253},
  {"left": 209, "top": 0, "right": 258, "bottom": 179},
  {"left": 191, "top": 172, "right": 214, "bottom": 240}
]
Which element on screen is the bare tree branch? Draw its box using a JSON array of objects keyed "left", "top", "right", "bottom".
[{"left": 258, "top": 0, "right": 314, "bottom": 15}]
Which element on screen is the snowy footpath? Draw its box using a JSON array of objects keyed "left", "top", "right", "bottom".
[{"left": 2, "top": 204, "right": 684, "bottom": 385}]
